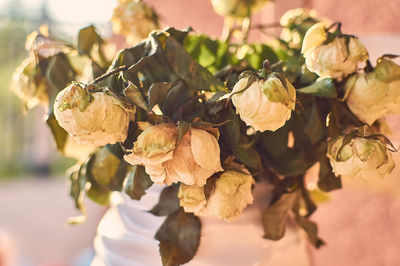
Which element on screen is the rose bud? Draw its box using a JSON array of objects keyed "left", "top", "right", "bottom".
[
  {"left": 178, "top": 184, "right": 207, "bottom": 214},
  {"left": 231, "top": 73, "right": 296, "bottom": 132},
  {"left": 346, "top": 57, "right": 400, "bottom": 125},
  {"left": 327, "top": 135, "right": 395, "bottom": 179},
  {"left": 11, "top": 56, "right": 48, "bottom": 109},
  {"left": 111, "top": 0, "right": 160, "bottom": 45},
  {"left": 124, "top": 124, "right": 223, "bottom": 186},
  {"left": 179, "top": 168, "right": 255, "bottom": 222},
  {"left": 302, "top": 22, "right": 368, "bottom": 79},
  {"left": 54, "top": 83, "right": 135, "bottom": 146}
]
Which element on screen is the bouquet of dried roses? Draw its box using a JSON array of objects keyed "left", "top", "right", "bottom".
[{"left": 11, "top": 0, "right": 400, "bottom": 265}]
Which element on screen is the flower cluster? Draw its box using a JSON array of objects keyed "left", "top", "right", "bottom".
[{"left": 10, "top": 2, "right": 400, "bottom": 265}]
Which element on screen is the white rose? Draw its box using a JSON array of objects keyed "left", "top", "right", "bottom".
[
  {"left": 302, "top": 23, "right": 368, "bottom": 79},
  {"left": 111, "top": 0, "right": 160, "bottom": 45},
  {"left": 54, "top": 84, "right": 134, "bottom": 146},
  {"left": 345, "top": 74, "right": 390, "bottom": 125},
  {"left": 300, "top": 22, "right": 327, "bottom": 54},
  {"left": 124, "top": 124, "right": 223, "bottom": 186},
  {"left": 11, "top": 56, "right": 48, "bottom": 109},
  {"left": 231, "top": 76, "right": 296, "bottom": 132},
  {"left": 179, "top": 169, "right": 255, "bottom": 222},
  {"left": 327, "top": 136, "right": 395, "bottom": 179},
  {"left": 346, "top": 58, "right": 400, "bottom": 125}
]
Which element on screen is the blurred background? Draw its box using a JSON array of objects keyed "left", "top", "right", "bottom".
[{"left": 1, "top": 0, "right": 400, "bottom": 265}]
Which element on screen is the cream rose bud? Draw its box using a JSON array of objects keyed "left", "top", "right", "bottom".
[
  {"left": 12, "top": 56, "right": 48, "bottom": 109},
  {"left": 178, "top": 169, "right": 255, "bottom": 222},
  {"left": 206, "top": 170, "right": 254, "bottom": 222},
  {"left": 327, "top": 136, "right": 395, "bottom": 179},
  {"left": 345, "top": 74, "right": 390, "bottom": 125},
  {"left": 300, "top": 22, "right": 327, "bottom": 54},
  {"left": 111, "top": 0, "right": 159, "bottom": 45},
  {"left": 346, "top": 58, "right": 400, "bottom": 125},
  {"left": 54, "top": 84, "right": 134, "bottom": 146},
  {"left": 124, "top": 124, "right": 223, "bottom": 186},
  {"left": 178, "top": 184, "right": 207, "bottom": 214},
  {"left": 302, "top": 24, "right": 368, "bottom": 79},
  {"left": 231, "top": 76, "right": 296, "bottom": 132}
]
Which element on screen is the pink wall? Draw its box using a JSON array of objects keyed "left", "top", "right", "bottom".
[{"left": 147, "top": 0, "right": 400, "bottom": 36}]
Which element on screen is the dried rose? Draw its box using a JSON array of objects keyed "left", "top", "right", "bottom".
[
  {"left": 231, "top": 75, "right": 296, "bottom": 132},
  {"left": 11, "top": 56, "right": 48, "bottom": 109},
  {"left": 124, "top": 124, "right": 223, "bottom": 185},
  {"left": 346, "top": 57, "right": 400, "bottom": 125},
  {"left": 54, "top": 84, "right": 134, "bottom": 146},
  {"left": 178, "top": 168, "right": 255, "bottom": 222},
  {"left": 302, "top": 22, "right": 368, "bottom": 79},
  {"left": 327, "top": 135, "right": 395, "bottom": 179}
]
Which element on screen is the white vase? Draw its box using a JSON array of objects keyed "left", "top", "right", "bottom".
[{"left": 91, "top": 182, "right": 311, "bottom": 266}]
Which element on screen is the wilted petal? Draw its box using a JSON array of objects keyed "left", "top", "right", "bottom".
[{"left": 190, "top": 128, "right": 223, "bottom": 172}]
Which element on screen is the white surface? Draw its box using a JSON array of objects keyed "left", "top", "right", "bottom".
[{"left": 92, "top": 183, "right": 311, "bottom": 266}]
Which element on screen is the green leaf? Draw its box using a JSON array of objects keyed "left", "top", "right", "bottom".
[
  {"left": 124, "top": 165, "right": 154, "bottom": 200},
  {"left": 245, "top": 43, "right": 279, "bottom": 69},
  {"left": 46, "top": 53, "right": 75, "bottom": 93},
  {"left": 165, "top": 35, "right": 226, "bottom": 92},
  {"left": 297, "top": 78, "right": 337, "bottom": 98},
  {"left": 150, "top": 184, "right": 180, "bottom": 216},
  {"left": 87, "top": 145, "right": 131, "bottom": 192},
  {"left": 318, "top": 156, "right": 342, "bottom": 192},
  {"left": 184, "top": 34, "right": 230, "bottom": 74},
  {"left": 148, "top": 82, "right": 174, "bottom": 110},
  {"left": 259, "top": 124, "right": 289, "bottom": 159},
  {"left": 46, "top": 113, "right": 68, "bottom": 152},
  {"left": 123, "top": 81, "right": 148, "bottom": 111},
  {"left": 77, "top": 25, "right": 103, "bottom": 56},
  {"left": 262, "top": 190, "right": 300, "bottom": 240},
  {"left": 222, "top": 106, "right": 240, "bottom": 147},
  {"left": 234, "top": 145, "right": 262, "bottom": 170},
  {"left": 295, "top": 216, "right": 325, "bottom": 248},
  {"left": 273, "top": 149, "right": 307, "bottom": 176},
  {"left": 304, "top": 102, "right": 324, "bottom": 144},
  {"left": 161, "top": 80, "right": 194, "bottom": 118},
  {"left": 87, "top": 182, "right": 111, "bottom": 205},
  {"left": 155, "top": 210, "right": 201, "bottom": 266},
  {"left": 88, "top": 148, "right": 121, "bottom": 187}
]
